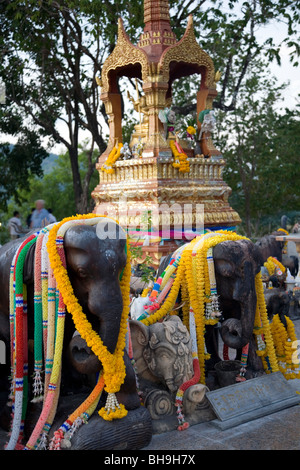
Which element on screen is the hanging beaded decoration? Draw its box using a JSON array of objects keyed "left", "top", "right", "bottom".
[
  {"left": 175, "top": 307, "right": 200, "bottom": 430},
  {"left": 235, "top": 344, "right": 249, "bottom": 382},
  {"left": 6, "top": 234, "right": 37, "bottom": 450},
  {"left": 205, "top": 247, "right": 222, "bottom": 321},
  {"left": 138, "top": 230, "right": 280, "bottom": 432},
  {"left": 6, "top": 214, "right": 131, "bottom": 450}
]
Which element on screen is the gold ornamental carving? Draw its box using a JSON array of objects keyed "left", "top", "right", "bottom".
[
  {"left": 93, "top": 0, "right": 241, "bottom": 262},
  {"left": 101, "top": 18, "right": 150, "bottom": 94},
  {"left": 159, "top": 15, "right": 215, "bottom": 88}
]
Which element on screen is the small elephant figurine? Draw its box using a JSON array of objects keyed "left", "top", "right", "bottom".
[{"left": 129, "top": 316, "right": 213, "bottom": 433}]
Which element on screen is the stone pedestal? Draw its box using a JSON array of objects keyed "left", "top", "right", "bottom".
[{"left": 92, "top": 155, "right": 241, "bottom": 266}]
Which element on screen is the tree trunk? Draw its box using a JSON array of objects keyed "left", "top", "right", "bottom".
[{"left": 68, "top": 146, "right": 84, "bottom": 213}]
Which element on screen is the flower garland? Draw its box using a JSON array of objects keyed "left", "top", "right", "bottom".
[
  {"left": 7, "top": 214, "right": 131, "bottom": 450},
  {"left": 48, "top": 372, "right": 105, "bottom": 450},
  {"left": 277, "top": 228, "right": 289, "bottom": 236},
  {"left": 270, "top": 314, "right": 300, "bottom": 379},
  {"left": 175, "top": 307, "right": 200, "bottom": 430},
  {"left": 254, "top": 273, "right": 279, "bottom": 373},
  {"left": 277, "top": 227, "right": 289, "bottom": 251},
  {"left": 101, "top": 142, "right": 123, "bottom": 174},
  {"left": 46, "top": 214, "right": 131, "bottom": 420},
  {"left": 141, "top": 287, "right": 150, "bottom": 297},
  {"left": 253, "top": 303, "right": 267, "bottom": 357},
  {"left": 264, "top": 256, "right": 286, "bottom": 276},
  {"left": 6, "top": 234, "right": 37, "bottom": 450},
  {"left": 169, "top": 139, "right": 190, "bottom": 173},
  {"left": 140, "top": 231, "right": 281, "bottom": 385}
]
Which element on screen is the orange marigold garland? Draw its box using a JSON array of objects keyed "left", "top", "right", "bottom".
[
  {"left": 169, "top": 139, "right": 190, "bottom": 173},
  {"left": 101, "top": 142, "right": 123, "bottom": 174},
  {"left": 270, "top": 314, "right": 300, "bottom": 379},
  {"left": 46, "top": 215, "right": 131, "bottom": 422},
  {"left": 9, "top": 214, "right": 132, "bottom": 451},
  {"left": 140, "top": 231, "right": 281, "bottom": 398}
]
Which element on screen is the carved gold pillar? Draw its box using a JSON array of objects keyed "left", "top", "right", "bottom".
[
  {"left": 99, "top": 92, "right": 123, "bottom": 163},
  {"left": 143, "top": 79, "right": 169, "bottom": 154}
]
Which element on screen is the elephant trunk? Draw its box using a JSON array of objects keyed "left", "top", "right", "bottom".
[
  {"left": 69, "top": 283, "right": 123, "bottom": 375},
  {"left": 90, "top": 293, "right": 123, "bottom": 355},
  {"left": 220, "top": 261, "right": 257, "bottom": 350}
]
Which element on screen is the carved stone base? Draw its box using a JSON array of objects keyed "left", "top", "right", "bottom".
[
  {"left": 143, "top": 388, "right": 216, "bottom": 434},
  {"left": 66, "top": 406, "right": 153, "bottom": 450}
]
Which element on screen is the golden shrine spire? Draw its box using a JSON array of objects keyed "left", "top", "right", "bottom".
[
  {"left": 139, "top": 0, "right": 177, "bottom": 55},
  {"left": 144, "top": 0, "right": 171, "bottom": 28},
  {"left": 93, "top": 0, "right": 241, "bottom": 255}
]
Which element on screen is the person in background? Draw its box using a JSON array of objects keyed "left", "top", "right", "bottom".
[
  {"left": 8, "top": 211, "right": 23, "bottom": 239},
  {"left": 26, "top": 208, "right": 35, "bottom": 228},
  {"left": 48, "top": 209, "right": 57, "bottom": 224},
  {"left": 30, "top": 200, "right": 50, "bottom": 229}
]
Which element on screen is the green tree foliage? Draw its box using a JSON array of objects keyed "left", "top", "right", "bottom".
[
  {"left": 0, "top": 131, "right": 48, "bottom": 211},
  {"left": 1, "top": 0, "right": 299, "bottom": 215},
  {"left": 20, "top": 142, "right": 99, "bottom": 221},
  {"left": 214, "top": 60, "right": 300, "bottom": 237}
]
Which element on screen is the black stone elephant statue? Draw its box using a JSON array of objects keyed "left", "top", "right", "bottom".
[
  {"left": 255, "top": 229, "right": 299, "bottom": 277},
  {"left": 203, "top": 239, "right": 266, "bottom": 384},
  {"left": 0, "top": 216, "right": 152, "bottom": 450},
  {"left": 152, "top": 236, "right": 267, "bottom": 387}
]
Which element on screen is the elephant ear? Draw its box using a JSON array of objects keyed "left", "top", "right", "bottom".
[
  {"left": 129, "top": 320, "right": 161, "bottom": 385},
  {"left": 130, "top": 320, "right": 149, "bottom": 347},
  {"left": 251, "top": 243, "right": 265, "bottom": 273}
]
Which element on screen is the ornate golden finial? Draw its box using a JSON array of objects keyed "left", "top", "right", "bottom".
[
  {"left": 96, "top": 76, "right": 102, "bottom": 87},
  {"left": 214, "top": 70, "right": 221, "bottom": 83}
]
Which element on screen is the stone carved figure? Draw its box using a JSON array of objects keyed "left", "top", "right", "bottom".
[
  {"left": 130, "top": 316, "right": 214, "bottom": 433},
  {"left": 120, "top": 142, "right": 132, "bottom": 160},
  {"left": 158, "top": 107, "right": 176, "bottom": 140},
  {"left": 198, "top": 109, "right": 216, "bottom": 140}
]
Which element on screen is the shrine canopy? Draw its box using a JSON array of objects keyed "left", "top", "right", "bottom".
[
  {"left": 99, "top": 0, "right": 218, "bottom": 158},
  {"left": 93, "top": 0, "right": 241, "bottom": 266}
]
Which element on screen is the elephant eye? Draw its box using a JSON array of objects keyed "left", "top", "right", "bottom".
[
  {"left": 215, "top": 259, "right": 235, "bottom": 277},
  {"left": 77, "top": 267, "right": 88, "bottom": 279}
]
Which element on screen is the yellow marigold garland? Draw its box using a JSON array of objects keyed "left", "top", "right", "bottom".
[
  {"left": 254, "top": 273, "right": 279, "bottom": 373},
  {"left": 141, "top": 230, "right": 282, "bottom": 383},
  {"left": 270, "top": 314, "right": 300, "bottom": 379},
  {"left": 264, "top": 256, "right": 286, "bottom": 276},
  {"left": 253, "top": 303, "right": 266, "bottom": 357},
  {"left": 180, "top": 275, "right": 190, "bottom": 330},
  {"left": 169, "top": 140, "right": 190, "bottom": 173},
  {"left": 277, "top": 228, "right": 289, "bottom": 235},
  {"left": 101, "top": 142, "right": 123, "bottom": 174},
  {"left": 46, "top": 214, "right": 131, "bottom": 421}
]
